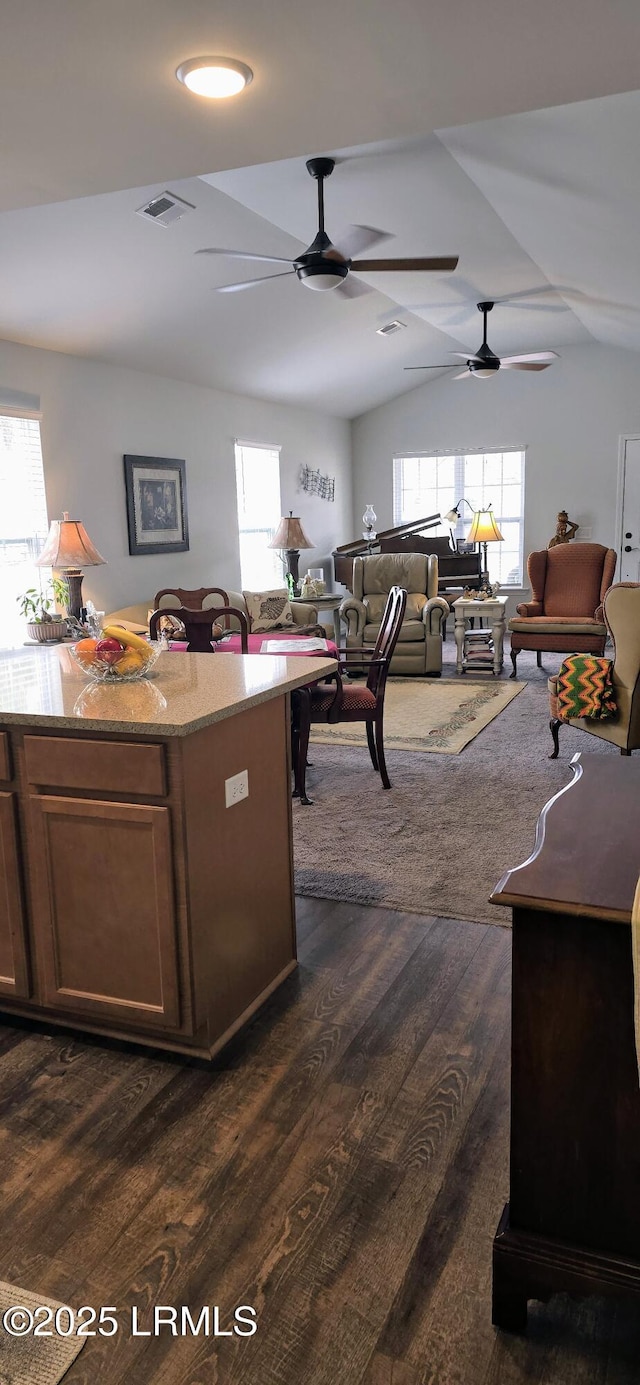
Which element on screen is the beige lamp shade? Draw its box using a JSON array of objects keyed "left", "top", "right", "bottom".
[
  {"left": 467, "top": 509, "right": 504, "bottom": 544},
  {"left": 36, "top": 511, "right": 106, "bottom": 569},
  {"left": 268, "top": 511, "right": 314, "bottom": 551}
]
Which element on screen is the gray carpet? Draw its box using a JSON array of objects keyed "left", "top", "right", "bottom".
[{"left": 293, "top": 640, "right": 618, "bottom": 927}]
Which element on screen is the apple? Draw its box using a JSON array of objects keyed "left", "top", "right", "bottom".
[{"left": 94, "top": 637, "right": 125, "bottom": 666}]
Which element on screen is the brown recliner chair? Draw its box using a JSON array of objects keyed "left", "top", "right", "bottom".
[
  {"left": 339, "top": 553, "right": 449, "bottom": 676},
  {"left": 508, "top": 543, "right": 617, "bottom": 678}
]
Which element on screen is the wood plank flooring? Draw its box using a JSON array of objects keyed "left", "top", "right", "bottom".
[{"left": 0, "top": 897, "right": 638, "bottom": 1384}]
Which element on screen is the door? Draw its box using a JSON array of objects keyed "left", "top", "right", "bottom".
[
  {"left": 0, "top": 793, "right": 30, "bottom": 998},
  {"left": 30, "top": 796, "right": 181, "bottom": 1030},
  {"left": 619, "top": 436, "right": 640, "bottom": 581}
]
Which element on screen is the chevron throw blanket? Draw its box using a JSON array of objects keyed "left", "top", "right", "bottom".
[{"left": 556, "top": 654, "right": 617, "bottom": 720}]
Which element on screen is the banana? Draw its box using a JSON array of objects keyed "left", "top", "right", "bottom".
[{"left": 102, "top": 624, "right": 153, "bottom": 659}]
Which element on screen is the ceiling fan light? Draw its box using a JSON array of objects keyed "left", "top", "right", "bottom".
[
  {"left": 296, "top": 264, "right": 348, "bottom": 291},
  {"left": 473, "top": 367, "right": 499, "bottom": 378},
  {"left": 176, "top": 57, "right": 253, "bottom": 99}
]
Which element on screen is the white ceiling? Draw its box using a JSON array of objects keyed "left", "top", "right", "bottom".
[
  {"left": 1, "top": 7, "right": 640, "bottom": 416},
  {"left": 3, "top": 0, "right": 640, "bottom": 214}
]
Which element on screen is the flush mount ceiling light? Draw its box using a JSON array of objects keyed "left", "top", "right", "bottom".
[{"left": 175, "top": 56, "right": 253, "bottom": 99}]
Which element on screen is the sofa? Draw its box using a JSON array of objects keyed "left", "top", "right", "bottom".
[
  {"left": 339, "top": 553, "right": 449, "bottom": 676},
  {"left": 105, "top": 589, "right": 319, "bottom": 634}
]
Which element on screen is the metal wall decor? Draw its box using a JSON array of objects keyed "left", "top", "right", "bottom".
[{"left": 299, "top": 465, "right": 335, "bottom": 502}]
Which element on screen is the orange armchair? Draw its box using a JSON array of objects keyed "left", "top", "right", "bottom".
[{"left": 508, "top": 543, "right": 616, "bottom": 678}]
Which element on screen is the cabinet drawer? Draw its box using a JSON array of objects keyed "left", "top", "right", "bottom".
[
  {"left": 0, "top": 734, "right": 10, "bottom": 782},
  {"left": 24, "top": 736, "right": 166, "bottom": 797}
]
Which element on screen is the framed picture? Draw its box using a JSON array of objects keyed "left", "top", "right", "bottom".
[
  {"left": 123, "top": 455, "right": 189, "bottom": 556},
  {"left": 456, "top": 538, "right": 477, "bottom": 555}
]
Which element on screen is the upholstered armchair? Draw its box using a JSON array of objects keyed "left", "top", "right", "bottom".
[
  {"left": 339, "top": 553, "right": 449, "bottom": 675},
  {"left": 508, "top": 543, "right": 617, "bottom": 678},
  {"left": 548, "top": 583, "right": 640, "bottom": 757}
]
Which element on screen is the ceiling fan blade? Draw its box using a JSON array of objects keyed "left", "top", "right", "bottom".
[
  {"left": 500, "top": 350, "right": 559, "bottom": 364},
  {"left": 404, "top": 364, "right": 455, "bottom": 371},
  {"left": 196, "top": 248, "right": 293, "bottom": 266},
  {"left": 334, "top": 275, "right": 374, "bottom": 299},
  {"left": 495, "top": 300, "right": 569, "bottom": 314},
  {"left": 501, "top": 361, "right": 553, "bottom": 372},
  {"left": 330, "top": 225, "right": 392, "bottom": 261},
  {"left": 454, "top": 369, "right": 474, "bottom": 380},
  {"left": 449, "top": 351, "right": 483, "bottom": 361},
  {"left": 349, "top": 256, "right": 459, "bottom": 273},
  {"left": 216, "top": 272, "right": 296, "bottom": 293}
]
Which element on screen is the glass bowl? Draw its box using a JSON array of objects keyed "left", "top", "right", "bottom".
[
  {"left": 70, "top": 639, "right": 163, "bottom": 683},
  {"left": 73, "top": 679, "right": 168, "bottom": 720}
]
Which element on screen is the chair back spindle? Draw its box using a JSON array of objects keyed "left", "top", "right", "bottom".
[{"left": 367, "top": 585, "right": 408, "bottom": 698}]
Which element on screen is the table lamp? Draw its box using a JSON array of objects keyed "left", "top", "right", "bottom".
[
  {"left": 36, "top": 511, "right": 107, "bottom": 620},
  {"left": 444, "top": 498, "right": 475, "bottom": 526},
  {"left": 268, "top": 511, "right": 315, "bottom": 592},
  {"left": 466, "top": 508, "right": 504, "bottom": 588},
  {"left": 362, "top": 503, "right": 378, "bottom": 552}
]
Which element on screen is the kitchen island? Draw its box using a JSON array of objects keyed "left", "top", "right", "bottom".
[{"left": 0, "top": 645, "right": 336, "bottom": 1060}]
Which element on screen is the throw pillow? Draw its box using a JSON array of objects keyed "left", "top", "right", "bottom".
[{"left": 243, "top": 589, "right": 295, "bottom": 633}]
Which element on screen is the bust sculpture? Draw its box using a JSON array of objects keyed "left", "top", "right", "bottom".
[{"left": 548, "top": 510, "right": 580, "bottom": 547}]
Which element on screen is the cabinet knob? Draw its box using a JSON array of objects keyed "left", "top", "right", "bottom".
[{"left": 625, "top": 545, "right": 633, "bottom": 552}]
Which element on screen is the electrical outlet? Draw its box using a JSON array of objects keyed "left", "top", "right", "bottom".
[
  {"left": 225, "top": 769, "right": 249, "bottom": 808},
  {"left": 580, "top": 526, "right": 593, "bottom": 541}
]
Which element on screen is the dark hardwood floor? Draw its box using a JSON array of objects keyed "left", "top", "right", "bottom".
[{"left": 0, "top": 897, "right": 638, "bottom": 1383}]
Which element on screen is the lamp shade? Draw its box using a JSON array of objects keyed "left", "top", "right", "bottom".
[
  {"left": 467, "top": 509, "right": 504, "bottom": 544},
  {"left": 444, "top": 507, "right": 460, "bottom": 524},
  {"left": 36, "top": 512, "right": 106, "bottom": 569},
  {"left": 268, "top": 511, "right": 314, "bottom": 551}
]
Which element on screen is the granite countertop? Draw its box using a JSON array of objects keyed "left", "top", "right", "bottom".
[{"left": 0, "top": 647, "right": 337, "bottom": 736}]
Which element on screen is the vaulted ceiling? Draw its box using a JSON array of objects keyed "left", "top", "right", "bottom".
[{"left": 1, "top": 2, "right": 640, "bottom": 416}]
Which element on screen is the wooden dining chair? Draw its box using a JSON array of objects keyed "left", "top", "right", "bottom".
[
  {"left": 293, "top": 585, "right": 407, "bottom": 804},
  {"left": 154, "top": 586, "right": 230, "bottom": 611},
  {"left": 149, "top": 605, "right": 249, "bottom": 653}
]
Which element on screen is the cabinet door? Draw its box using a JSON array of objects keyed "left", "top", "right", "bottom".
[
  {"left": 0, "top": 793, "right": 30, "bottom": 998},
  {"left": 30, "top": 796, "right": 181, "bottom": 1030}
]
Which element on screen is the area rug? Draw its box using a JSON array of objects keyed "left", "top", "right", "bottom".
[
  {"left": 309, "top": 676, "right": 525, "bottom": 754},
  {"left": 0, "top": 1282, "right": 85, "bottom": 1383},
  {"left": 294, "top": 646, "right": 620, "bottom": 927}
]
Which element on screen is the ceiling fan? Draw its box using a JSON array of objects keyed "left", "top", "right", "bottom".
[
  {"left": 196, "top": 157, "right": 459, "bottom": 297},
  {"left": 405, "top": 300, "right": 558, "bottom": 378}
]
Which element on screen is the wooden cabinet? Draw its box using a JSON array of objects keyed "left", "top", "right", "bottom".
[
  {"left": 0, "top": 688, "right": 298, "bottom": 1059},
  {"left": 0, "top": 793, "right": 29, "bottom": 998},
  {"left": 490, "top": 754, "right": 640, "bottom": 1333},
  {"left": 29, "top": 796, "right": 181, "bottom": 1030}
]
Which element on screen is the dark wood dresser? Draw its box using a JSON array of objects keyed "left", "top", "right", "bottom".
[{"left": 490, "top": 752, "right": 640, "bottom": 1332}]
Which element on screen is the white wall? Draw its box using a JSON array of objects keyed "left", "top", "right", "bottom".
[
  {"left": 351, "top": 342, "right": 640, "bottom": 611},
  {"left": 0, "top": 338, "right": 352, "bottom": 613}
]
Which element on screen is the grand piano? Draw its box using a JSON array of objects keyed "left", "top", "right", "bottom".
[{"left": 333, "top": 514, "right": 483, "bottom": 606}]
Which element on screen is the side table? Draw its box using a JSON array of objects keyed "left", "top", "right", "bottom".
[
  {"left": 291, "top": 593, "right": 343, "bottom": 647},
  {"left": 453, "top": 596, "right": 507, "bottom": 675}
]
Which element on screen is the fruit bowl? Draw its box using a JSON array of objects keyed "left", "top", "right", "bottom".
[{"left": 70, "top": 635, "right": 163, "bottom": 683}]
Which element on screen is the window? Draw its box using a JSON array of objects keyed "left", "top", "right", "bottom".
[
  {"left": 393, "top": 448, "right": 525, "bottom": 586},
  {"left": 0, "top": 412, "right": 50, "bottom": 647},
  {"left": 234, "top": 441, "right": 283, "bottom": 590}
]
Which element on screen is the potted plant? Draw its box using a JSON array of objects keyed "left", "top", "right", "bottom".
[{"left": 17, "top": 576, "right": 69, "bottom": 643}]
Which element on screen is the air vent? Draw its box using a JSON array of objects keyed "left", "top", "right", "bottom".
[
  {"left": 376, "top": 320, "right": 406, "bottom": 337},
  {"left": 136, "top": 192, "right": 196, "bottom": 227}
]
